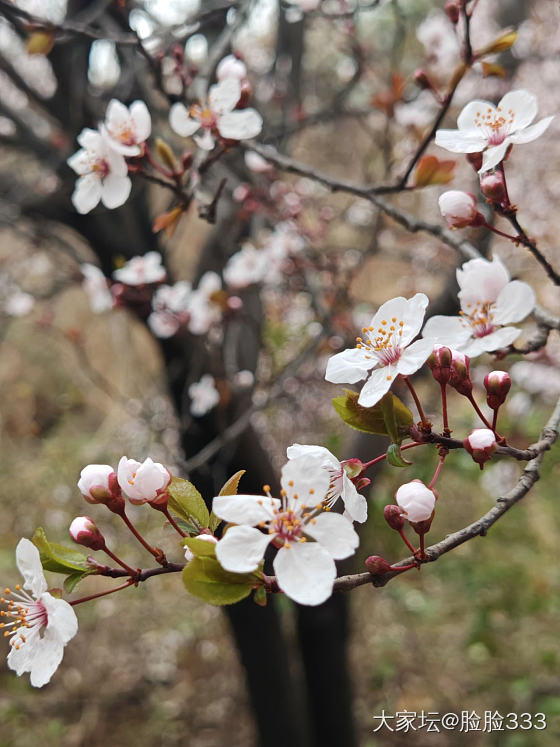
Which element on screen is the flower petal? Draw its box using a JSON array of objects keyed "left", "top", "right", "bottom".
[
  {"left": 340, "top": 473, "right": 368, "bottom": 523},
  {"left": 396, "top": 337, "right": 435, "bottom": 375},
  {"left": 193, "top": 129, "right": 216, "bottom": 151},
  {"left": 215, "top": 525, "right": 271, "bottom": 573},
  {"left": 498, "top": 89, "right": 538, "bottom": 131},
  {"left": 169, "top": 103, "right": 200, "bottom": 137},
  {"left": 273, "top": 542, "right": 336, "bottom": 606},
  {"left": 461, "top": 326, "right": 521, "bottom": 357},
  {"left": 211, "top": 494, "right": 280, "bottom": 525},
  {"left": 280, "top": 456, "right": 331, "bottom": 510},
  {"left": 28, "top": 629, "right": 65, "bottom": 688},
  {"left": 435, "top": 129, "right": 487, "bottom": 154},
  {"left": 325, "top": 347, "right": 374, "bottom": 384},
  {"left": 304, "top": 511, "right": 359, "bottom": 559},
  {"left": 42, "top": 593, "right": 78, "bottom": 644},
  {"left": 130, "top": 100, "right": 151, "bottom": 142},
  {"left": 16, "top": 538, "right": 47, "bottom": 597},
  {"left": 479, "top": 141, "right": 509, "bottom": 173},
  {"left": 457, "top": 99, "right": 495, "bottom": 131},
  {"left": 286, "top": 443, "right": 337, "bottom": 467},
  {"left": 209, "top": 78, "right": 241, "bottom": 115},
  {"left": 218, "top": 109, "right": 263, "bottom": 141},
  {"left": 493, "top": 280, "right": 535, "bottom": 325},
  {"left": 101, "top": 174, "right": 131, "bottom": 209},
  {"left": 457, "top": 256, "right": 510, "bottom": 305},
  {"left": 72, "top": 174, "right": 102, "bottom": 214},
  {"left": 358, "top": 366, "right": 394, "bottom": 407},
  {"left": 508, "top": 116, "right": 554, "bottom": 145},
  {"left": 422, "top": 315, "right": 471, "bottom": 347}
]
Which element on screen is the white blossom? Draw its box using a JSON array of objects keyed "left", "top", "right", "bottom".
[
  {"left": 189, "top": 374, "right": 220, "bottom": 416},
  {"left": 81, "top": 263, "right": 113, "bottom": 312},
  {"left": 286, "top": 444, "right": 367, "bottom": 523},
  {"left": 169, "top": 77, "right": 262, "bottom": 151},
  {"left": 112, "top": 251, "right": 166, "bottom": 285},
  {"left": 435, "top": 90, "right": 554, "bottom": 173},
  {"left": 216, "top": 54, "right": 247, "bottom": 82},
  {"left": 67, "top": 129, "right": 131, "bottom": 214},
  {"left": 186, "top": 271, "right": 223, "bottom": 335},
  {"left": 102, "top": 99, "right": 151, "bottom": 156},
  {"left": 3, "top": 539, "right": 78, "bottom": 688},
  {"left": 395, "top": 480, "right": 436, "bottom": 523},
  {"left": 224, "top": 243, "right": 269, "bottom": 289},
  {"left": 147, "top": 281, "right": 192, "bottom": 338},
  {"left": 117, "top": 456, "right": 170, "bottom": 504},
  {"left": 4, "top": 288, "right": 34, "bottom": 316},
  {"left": 212, "top": 456, "right": 359, "bottom": 606},
  {"left": 422, "top": 256, "right": 535, "bottom": 358},
  {"left": 325, "top": 293, "right": 435, "bottom": 407}
]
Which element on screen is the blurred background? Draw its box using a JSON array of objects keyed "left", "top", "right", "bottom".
[{"left": 0, "top": 0, "right": 559, "bottom": 745}]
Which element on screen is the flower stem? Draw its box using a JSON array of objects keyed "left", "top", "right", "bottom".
[
  {"left": 482, "top": 220, "right": 520, "bottom": 243},
  {"left": 467, "top": 393, "right": 494, "bottom": 430},
  {"left": 118, "top": 509, "right": 168, "bottom": 565},
  {"left": 399, "top": 529, "right": 417, "bottom": 555},
  {"left": 440, "top": 382, "right": 450, "bottom": 436},
  {"left": 70, "top": 579, "right": 135, "bottom": 606},
  {"left": 402, "top": 376, "right": 431, "bottom": 430},
  {"left": 361, "top": 442, "right": 426, "bottom": 471},
  {"left": 151, "top": 503, "right": 187, "bottom": 537},
  {"left": 102, "top": 546, "right": 137, "bottom": 576},
  {"left": 428, "top": 453, "right": 446, "bottom": 490},
  {"left": 492, "top": 407, "right": 499, "bottom": 433}
]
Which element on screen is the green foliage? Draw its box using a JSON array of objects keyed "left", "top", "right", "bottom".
[
  {"left": 208, "top": 470, "right": 246, "bottom": 532},
  {"left": 167, "top": 477, "right": 209, "bottom": 530},
  {"left": 182, "top": 556, "right": 258, "bottom": 606},
  {"left": 183, "top": 536, "right": 218, "bottom": 557},
  {"left": 33, "top": 527, "right": 92, "bottom": 574},
  {"left": 386, "top": 443, "right": 412, "bottom": 467},
  {"left": 332, "top": 389, "right": 413, "bottom": 443}
]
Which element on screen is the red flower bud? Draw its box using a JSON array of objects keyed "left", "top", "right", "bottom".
[
  {"left": 365, "top": 555, "right": 393, "bottom": 575},
  {"left": 448, "top": 350, "right": 473, "bottom": 397},
  {"left": 69, "top": 516, "right": 105, "bottom": 551},
  {"left": 484, "top": 370, "right": 511, "bottom": 410},
  {"left": 427, "top": 344, "right": 453, "bottom": 385},
  {"left": 480, "top": 172, "right": 507, "bottom": 203},
  {"left": 384, "top": 504, "right": 405, "bottom": 531}
]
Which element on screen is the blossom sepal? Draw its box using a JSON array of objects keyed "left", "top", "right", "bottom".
[{"left": 332, "top": 389, "right": 413, "bottom": 443}]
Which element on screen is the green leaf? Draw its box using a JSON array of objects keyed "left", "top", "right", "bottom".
[
  {"left": 379, "top": 391, "right": 413, "bottom": 445},
  {"left": 183, "top": 536, "right": 217, "bottom": 557},
  {"left": 182, "top": 556, "right": 256, "bottom": 606},
  {"left": 167, "top": 477, "right": 210, "bottom": 529},
  {"left": 386, "top": 443, "right": 413, "bottom": 468},
  {"left": 253, "top": 585, "right": 268, "bottom": 607},
  {"left": 332, "top": 390, "right": 413, "bottom": 441},
  {"left": 32, "top": 528, "right": 92, "bottom": 574},
  {"left": 208, "top": 470, "right": 247, "bottom": 532},
  {"left": 63, "top": 570, "right": 95, "bottom": 593}
]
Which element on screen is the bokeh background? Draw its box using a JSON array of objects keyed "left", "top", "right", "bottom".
[{"left": 0, "top": 1, "right": 559, "bottom": 745}]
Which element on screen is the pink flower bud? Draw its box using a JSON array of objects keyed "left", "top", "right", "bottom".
[
  {"left": 438, "top": 191, "right": 481, "bottom": 229},
  {"left": 365, "top": 555, "right": 393, "bottom": 574},
  {"left": 484, "top": 370, "right": 511, "bottom": 410},
  {"left": 395, "top": 480, "right": 436, "bottom": 524},
  {"left": 480, "top": 172, "right": 506, "bottom": 203},
  {"left": 117, "top": 456, "right": 171, "bottom": 504},
  {"left": 466, "top": 152, "right": 483, "bottom": 172},
  {"left": 448, "top": 350, "right": 473, "bottom": 397},
  {"left": 78, "top": 464, "right": 116, "bottom": 503},
  {"left": 69, "top": 516, "right": 105, "bottom": 551},
  {"left": 383, "top": 504, "right": 405, "bottom": 531},
  {"left": 444, "top": 1, "right": 460, "bottom": 23},
  {"left": 463, "top": 428, "right": 497, "bottom": 469},
  {"left": 427, "top": 344, "right": 453, "bottom": 385}
]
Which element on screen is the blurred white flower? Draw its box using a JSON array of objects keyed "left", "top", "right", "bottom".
[
  {"left": 189, "top": 374, "right": 220, "bottom": 416},
  {"left": 113, "top": 251, "right": 166, "bottom": 285},
  {"left": 81, "top": 263, "right": 113, "bottom": 312},
  {"left": 102, "top": 99, "right": 151, "bottom": 156}
]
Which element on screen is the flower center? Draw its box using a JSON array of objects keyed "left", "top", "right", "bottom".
[
  {"left": 92, "top": 158, "right": 110, "bottom": 179},
  {"left": 356, "top": 317, "right": 405, "bottom": 366},
  {"left": 1, "top": 585, "right": 48, "bottom": 650},
  {"left": 460, "top": 301, "right": 496, "bottom": 338},
  {"left": 474, "top": 106, "right": 515, "bottom": 146},
  {"left": 111, "top": 124, "right": 136, "bottom": 145},
  {"left": 191, "top": 104, "right": 217, "bottom": 130},
  {"left": 270, "top": 510, "right": 303, "bottom": 543}
]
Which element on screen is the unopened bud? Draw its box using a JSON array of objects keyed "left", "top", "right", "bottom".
[
  {"left": 444, "top": 1, "right": 460, "bottom": 24},
  {"left": 463, "top": 428, "right": 497, "bottom": 469},
  {"left": 480, "top": 171, "right": 506, "bottom": 203},
  {"left": 427, "top": 344, "right": 453, "bottom": 385},
  {"left": 438, "top": 191, "right": 483, "bottom": 229},
  {"left": 466, "top": 152, "right": 483, "bottom": 172},
  {"left": 155, "top": 137, "right": 177, "bottom": 171},
  {"left": 69, "top": 516, "right": 105, "bottom": 551},
  {"left": 395, "top": 480, "right": 436, "bottom": 524},
  {"left": 448, "top": 351, "right": 473, "bottom": 397},
  {"left": 384, "top": 504, "right": 405, "bottom": 531},
  {"left": 365, "top": 555, "right": 393, "bottom": 575},
  {"left": 484, "top": 370, "right": 511, "bottom": 410},
  {"left": 413, "top": 69, "right": 433, "bottom": 91}
]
